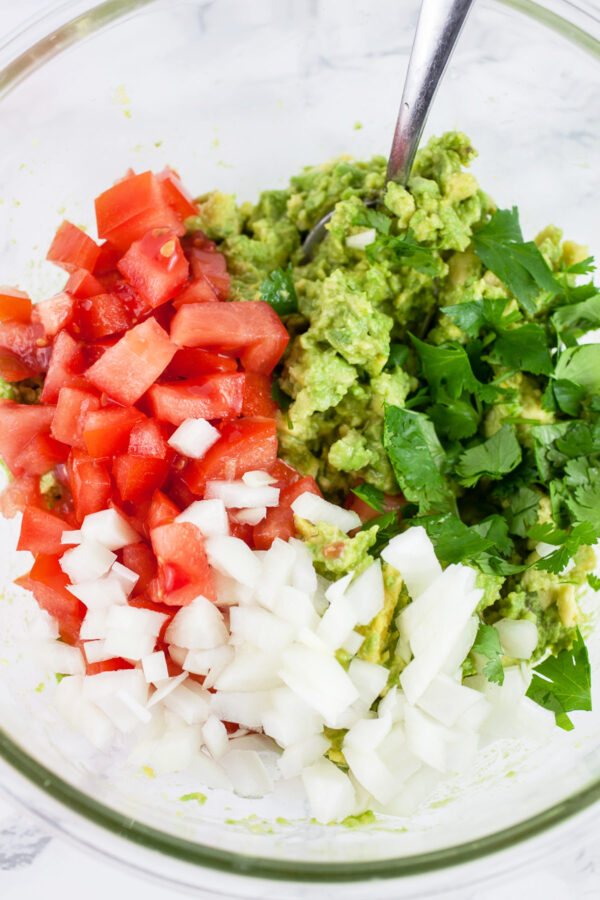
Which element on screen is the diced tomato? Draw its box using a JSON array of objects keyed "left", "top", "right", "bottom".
[
  {"left": 146, "top": 489, "right": 180, "bottom": 531},
  {"left": 269, "top": 457, "right": 302, "bottom": 488},
  {"left": 46, "top": 221, "right": 100, "bottom": 274},
  {"left": 148, "top": 373, "right": 245, "bottom": 426},
  {"left": 163, "top": 347, "right": 237, "bottom": 380},
  {"left": 0, "top": 287, "right": 32, "bottom": 323},
  {"left": 0, "top": 402, "right": 55, "bottom": 474},
  {"left": 242, "top": 372, "right": 278, "bottom": 418},
  {"left": 170, "top": 301, "right": 288, "bottom": 375},
  {"left": 31, "top": 292, "right": 76, "bottom": 338},
  {"left": 0, "top": 350, "right": 36, "bottom": 382},
  {"left": 40, "top": 330, "right": 87, "bottom": 403},
  {"left": 253, "top": 506, "right": 295, "bottom": 550},
  {"left": 128, "top": 418, "right": 170, "bottom": 458},
  {"left": 82, "top": 406, "right": 145, "bottom": 458},
  {"left": 95, "top": 171, "right": 184, "bottom": 252},
  {"left": 14, "top": 431, "right": 69, "bottom": 476},
  {"left": 184, "top": 417, "right": 277, "bottom": 493},
  {"left": 229, "top": 520, "right": 254, "bottom": 546},
  {"left": 93, "top": 241, "right": 122, "bottom": 275},
  {"left": 172, "top": 277, "right": 219, "bottom": 308},
  {"left": 150, "top": 521, "right": 216, "bottom": 604},
  {"left": 86, "top": 658, "right": 134, "bottom": 675},
  {"left": 76, "top": 293, "right": 131, "bottom": 341},
  {"left": 51, "top": 386, "right": 100, "bottom": 448},
  {"left": 110, "top": 279, "right": 148, "bottom": 321},
  {"left": 69, "top": 451, "right": 112, "bottom": 522},
  {"left": 25, "top": 553, "right": 85, "bottom": 643},
  {"left": 117, "top": 228, "right": 189, "bottom": 309},
  {"left": 82, "top": 337, "right": 118, "bottom": 368},
  {"left": 65, "top": 269, "right": 105, "bottom": 299},
  {"left": 157, "top": 167, "right": 199, "bottom": 218},
  {"left": 121, "top": 542, "right": 157, "bottom": 594},
  {"left": 346, "top": 490, "right": 405, "bottom": 524},
  {"left": 162, "top": 470, "right": 197, "bottom": 510},
  {"left": 85, "top": 317, "right": 177, "bottom": 406},
  {"left": 113, "top": 454, "right": 170, "bottom": 503},
  {"left": 187, "top": 247, "right": 230, "bottom": 299},
  {"left": 280, "top": 475, "right": 322, "bottom": 508},
  {"left": 17, "top": 506, "right": 74, "bottom": 555},
  {"left": 0, "top": 320, "right": 50, "bottom": 379},
  {"left": 0, "top": 475, "right": 42, "bottom": 518}
]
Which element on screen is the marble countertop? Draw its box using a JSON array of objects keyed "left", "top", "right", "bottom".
[{"left": 1, "top": 1, "right": 600, "bottom": 897}]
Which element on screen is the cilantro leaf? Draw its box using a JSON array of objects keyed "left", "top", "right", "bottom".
[
  {"left": 506, "top": 487, "right": 541, "bottom": 538},
  {"left": 409, "top": 335, "right": 499, "bottom": 405},
  {"left": 366, "top": 229, "right": 439, "bottom": 276},
  {"left": 428, "top": 396, "right": 480, "bottom": 441},
  {"left": 363, "top": 510, "right": 402, "bottom": 556},
  {"left": 385, "top": 342, "right": 410, "bottom": 371},
  {"left": 471, "top": 514, "right": 514, "bottom": 556},
  {"left": 351, "top": 483, "right": 386, "bottom": 513},
  {"left": 472, "top": 623, "right": 505, "bottom": 686},
  {"left": 456, "top": 425, "right": 522, "bottom": 488},
  {"left": 526, "top": 629, "right": 591, "bottom": 730},
  {"left": 353, "top": 208, "right": 391, "bottom": 235},
  {"left": 542, "top": 378, "right": 586, "bottom": 418},
  {"left": 416, "top": 514, "right": 495, "bottom": 565},
  {"left": 492, "top": 323, "right": 553, "bottom": 376},
  {"left": 564, "top": 256, "right": 596, "bottom": 275},
  {"left": 260, "top": 264, "right": 298, "bottom": 317},
  {"left": 587, "top": 573, "right": 600, "bottom": 591},
  {"left": 552, "top": 293, "right": 600, "bottom": 347},
  {"left": 565, "top": 466, "right": 600, "bottom": 532},
  {"left": 555, "top": 344, "right": 600, "bottom": 395},
  {"left": 531, "top": 422, "right": 575, "bottom": 482},
  {"left": 383, "top": 406, "right": 456, "bottom": 513},
  {"left": 529, "top": 521, "right": 598, "bottom": 574},
  {"left": 472, "top": 207, "right": 561, "bottom": 315},
  {"left": 441, "top": 298, "right": 520, "bottom": 338},
  {"left": 271, "top": 380, "right": 293, "bottom": 412}
]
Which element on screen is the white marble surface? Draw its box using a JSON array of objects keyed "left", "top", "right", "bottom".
[{"left": 1, "top": 1, "right": 600, "bottom": 897}]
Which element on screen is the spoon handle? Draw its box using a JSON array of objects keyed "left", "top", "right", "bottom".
[{"left": 386, "top": 0, "right": 475, "bottom": 185}]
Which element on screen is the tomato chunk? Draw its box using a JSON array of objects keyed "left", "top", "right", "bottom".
[
  {"left": 0, "top": 475, "right": 43, "bottom": 518},
  {"left": 86, "top": 317, "right": 177, "bottom": 406},
  {"left": 93, "top": 241, "right": 122, "bottom": 275},
  {"left": 95, "top": 171, "right": 184, "bottom": 252},
  {"left": 31, "top": 292, "right": 76, "bottom": 338},
  {"left": 150, "top": 521, "right": 216, "bottom": 604},
  {"left": 253, "top": 507, "right": 295, "bottom": 551},
  {"left": 25, "top": 554, "right": 85, "bottom": 643},
  {"left": 163, "top": 348, "right": 237, "bottom": 379},
  {"left": 148, "top": 373, "right": 245, "bottom": 426},
  {"left": 76, "top": 292, "right": 131, "bottom": 341},
  {"left": 70, "top": 451, "right": 112, "bottom": 522},
  {"left": 0, "top": 402, "right": 55, "bottom": 475},
  {"left": 0, "top": 287, "right": 32, "bottom": 323},
  {"left": 117, "top": 228, "right": 189, "bottom": 309},
  {"left": 242, "top": 372, "right": 278, "bottom": 417},
  {"left": 46, "top": 221, "right": 100, "bottom": 274},
  {"left": 0, "top": 320, "right": 50, "bottom": 379},
  {"left": 121, "top": 542, "right": 157, "bottom": 594},
  {"left": 157, "top": 167, "right": 199, "bottom": 218},
  {"left": 128, "top": 418, "right": 170, "bottom": 458},
  {"left": 82, "top": 406, "right": 145, "bottom": 457},
  {"left": 113, "top": 455, "right": 170, "bottom": 503},
  {"left": 40, "top": 330, "right": 87, "bottom": 403},
  {"left": 172, "top": 277, "right": 219, "bottom": 308},
  {"left": 280, "top": 476, "right": 322, "bottom": 508},
  {"left": 17, "top": 506, "right": 74, "bottom": 555},
  {"left": 184, "top": 417, "right": 277, "bottom": 493},
  {"left": 14, "top": 431, "right": 69, "bottom": 476},
  {"left": 187, "top": 246, "right": 230, "bottom": 299},
  {"left": 51, "top": 386, "right": 100, "bottom": 448},
  {"left": 65, "top": 269, "right": 105, "bottom": 299},
  {"left": 146, "top": 489, "right": 180, "bottom": 531},
  {"left": 170, "top": 301, "right": 288, "bottom": 375}
]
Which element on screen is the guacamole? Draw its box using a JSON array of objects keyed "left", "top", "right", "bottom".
[{"left": 192, "top": 131, "right": 599, "bottom": 667}]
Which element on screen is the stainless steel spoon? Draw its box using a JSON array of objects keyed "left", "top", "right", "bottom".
[{"left": 301, "top": 0, "right": 475, "bottom": 261}]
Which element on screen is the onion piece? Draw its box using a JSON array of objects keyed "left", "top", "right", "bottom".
[
  {"left": 230, "top": 507, "right": 267, "bottom": 526},
  {"left": 60, "top": 540, "right": 116, "bottom": 584},
  {"left": 278, "top": 644, "right": 359, "bottom": 726},
  {"left": 141, "top": 650, "right": 169, "bottom": 684},
  {"left": 221, "top": 749, "right": 273, "bottom": 798},
  {"left": 291, "top": 493, "right": 360, "bottom": 533},
  {"left": 494, "top": 618, "right": 538, "bottom": 660},
  {"left": 229, "top": 606, "right": 294, "bottom": 653},
  {"left": 202, "top": 715, "right": 229, "bottom": 760},
  {"left": 205, "top": 536, "right": 262, "bottom": 587},
  {"left": 301, "top": 758, "right": 356, "bottom": 823},
  {"left": 147, "top": 672, "right": 189, "bottom": 708},
  {"left": 277, "top": 734, "right": 330, "bottom": 779},
  {"left": 80, "top": 509, "right": 139, "bottom": 551},
  {"left": 346, "top": 228, "right": 376, "bottom": 250},
  {"left": 167, "top": 417, "right": 220, "bottom": 459},
  {"left": 176, "top": 499, "right": 230, "bottom": 537},
  {"left": 344, "top": 559, "right": 385, "bottom": 625},
  {"left": 165, "top": 596, "right": 228, "bottom": 649},
  {"left": 205, "top": 481, "right": 279, "bottom": 509},
  {"left": 381, "top": 526, "right": 442, "bottom": 599}
]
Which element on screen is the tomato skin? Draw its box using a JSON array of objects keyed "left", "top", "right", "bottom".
[
  {"left": 242, "top": 372, "right": 278, "bottom": 418},
  {"left": 69, "top": 451, "right": 112, "bottom": 523},
  {"left": 253, "top": 506, "right": 294, "bottom": 551},
  {"left": 172, "top": 277, "right": 219, "bottom": 308},
  {"left": 163, "top": 348, "right": 237, "bottom": 380},
  {"left": 170, "top": 301, "right": 288, "bottom": 375},
  {"left": 24, "top": 553, "right": 85, "bottom": 644},
  {"left": 0, "top": 287, "right": 32, "bottom": 323},
  {"left": 86, "top": 658, "right": 133, "bottom": 676},
  {"left": 112, "top": 454, "right": 170, "bottom": 503},
  {"left": 85, "top": 317, "right": 177, "bottom": 406},
  {"left": 76, "top": 292, "right": 131, "bottom": 341},
  {"left": 0, "top": 320, "right": 50, "bottom": 378},
  {"left": 95, "top": 171, "right": 184, "bottom": 252},
  {"left": 146, "top": 489, "right": 180, "bottom": 531},
  {"left": 157, "top": 167, "right": 199, "bottom": 218},
  {"left": 118, "top": 229, "right": 189, "bottom": 309},
  {"left": 148, "top": 373, "right": 245, "bottom": 426},
  {"left": 65, "top": 269, "right": 105, "bottom": 299},
  {"left": 14, "top": 431, "right": 69, "bottom": 476},
  {"left": 82, "top": 406, "right": 145, "bottom": 458},
  {"left": 0, "top": 401, "right": 56, "bottom": 475},
  {"left": 46, "top": 221, "right": 100, "bottom": 274},
  {"left": 51, "top": 386, "right": 101, "bottom": 449},
  {"left": 17, "top": 506, "right": 74, "bottom": 555},
  {"left": 121, "top": 542, "right": 157, "bottom": 594},
  {"left": 184, "top": 417, "right": 277, "bottom": 493},
  {"left": 40, "top": 330, "right": 87, "bottom": 403},
  {"left": 150, "top": 521, "right": 216, "bottom": 604}
]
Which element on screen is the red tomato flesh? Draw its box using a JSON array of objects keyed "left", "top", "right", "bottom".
[
  {"left": 113, "top": 454, "right": 170, "bottom": 503},
  {"left": 40, "top": 330, "right": 87, "bottom": 404},
  {"left": 184, "top": 417, "right": 277, "bottom": 493},
  {"left": 65, "top": 269, "right": 105, "bottom": 299},
  {"left": 17, "top": 506, "right": 75, "bottom": 555},
  {"left": 69, "top": 451, "right": 112, "bottom": 522},
  {"left": 14, "top": 431, "right": 69, "bottom": 476},
  {"left": 31, "top": 292, "right": 76, "bottom": 338},
  {"left": 163, "top": 347, "right": 237, "bottom": 379},
  {"left": 0, "top": 287, "right": 32, "bottom": 323},
  {"left": 82, "top": 406, "right": 145, "bottom": 458},
  {"left": 51, "top": 386, "right": 100, "bottom": 449},
  {"left": 118, "top": 229, "right": 189, "bottom": 309},
  {"left": 76, "top": 293, "right": 131, "bottom": 341},
  {"left": 148, "top": 373, "right": 245, "bottom": 426},
  {"left": 46, "top": 221, "right": 100, "bottom": 274},
  {"left": 95, "top": 171, "right": 184, "bottom": 252},
  {"left": 0, "top": 402, "right": 56, "bottom": 475},
  {"left": 121, "top": 542, "right": 157, "bottom": 594},
  {"left": 242, "top": 372, "right": 278, "bottom": 418},
  {"left": 25, "top": 554, "right": 85, "bottom": 644},
  {"left": 150, "top": 521, "right": 216, "bottom": 604}
]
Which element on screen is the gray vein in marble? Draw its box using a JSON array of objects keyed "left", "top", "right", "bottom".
[{"left": 0, "top": 814, "right": 51, "bottom": 870}]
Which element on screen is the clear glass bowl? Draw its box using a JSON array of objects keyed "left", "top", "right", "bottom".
[{"left": 0, "top": 1, "right": 599, "bottom": 896}]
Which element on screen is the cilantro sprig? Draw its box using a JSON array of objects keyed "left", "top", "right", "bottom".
[
  {"left": 472, "top": 623, "right": 505, "bottom": 686},
  {"left": 260, "top": 264, "right": 298, "bottom": 317},
  {"left": 526, "top": 629, "right": 591, "bottom": 730}
]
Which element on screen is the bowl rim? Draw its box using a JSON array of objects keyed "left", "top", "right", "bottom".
[{"left": 0, "top": 0, "right": 599, "bottom": 885}]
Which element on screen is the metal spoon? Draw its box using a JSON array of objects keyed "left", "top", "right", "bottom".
[{"left": 301, "top": 0, "right": 475, "bottom": 261}]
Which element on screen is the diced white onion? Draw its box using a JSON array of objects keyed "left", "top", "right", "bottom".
[
  {"left": 348, "top": 658, "right": 389, "bottom": 709},
  {"left": 147, "top": 672, "right": 189, "bottom": 708},
  {"left": 40, "top": 641, "right": 85, "bottom": 675},
  {"left": 203, "top": 715, "right": 229, "bottom": 759},
  {"left": 382, "top": 526, "right": 442, "bottom": 599},
  {"left": 278, "top": 644, "right": 359, "bottom": 727},
  {"left": 344, "top": 559, "right": 385, "bottom": 625},
  {"left": 205, "top": 480, "right": 280, "bottom": 509},
  {"left": 417, "top": 674, "right": 485, "bottom": 728},
  {"left": 242, "top": 470, "right": 276, "bottom": 487},
  {"left": 205, "top": 536, "right": 262, "bottom": 587},
  {"left": 274, "top": 586, "right": 320, "bottom": 631},
  {"left": 278, "top": 734, "right": 330, "bottom": 779},
  {"left": 163, "top": 684, "right": 210, "bottom": 725},
  {"left": 229, "top": 606, "right": 294, "bottom": 653},
  {"left": 344, "top": 713, "right": 392, "bottom": 751},
  {"left": 61, "top": 530, "right": 82, "bottom": 545},
  {"left": 346, "top": 228, "right": 376, "bottom": 250},
  {"left": 80, "top": 509, "right": 139, "bottom": 551},
  {"left": 82, "top": 639, "right": 113, "bottom": 665},
  {"left": 60, "top": 540, "right": 116, "bottom": 584},
  {"left": 165, "top": 596, "right": 228, "bottom": 649},
  {"left": 211, "top": 690, "right": 273, "bottom": 730},
  {"left": 302, "top": 758, "right": 356, "bottom": 823},
  {"left": 291, "top": 493, "right": 360, "bottom": 533},
  {"left": 214, "top": 646, "right": 282, "bottom": 692},
  {"left": 221, "top": 749, "right": 273, "bottom": 798},
  {"left": 141, "top": 651, "right": 169, "bottom": 684},
  {"left": 230, "top": 507, "right": 267, "bottom": 526},
  {"left": 110, "top": 562, "right": 139, "bottom": 595},
  {"left": 494, "top": 618, "right": 538, "bottom": 660},
  {"left": 176, "top": 499, "right": 230, "bottom": 537},
  {"left": 316, "top": 595, "right": 358, "bottom": 650},
  {"left": 167, "top": 418, "right": 220, "bottom": 459}
]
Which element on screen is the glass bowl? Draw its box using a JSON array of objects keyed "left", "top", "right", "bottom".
[{"left": 0, "top": 1, "right": 599, "bottom": 896}]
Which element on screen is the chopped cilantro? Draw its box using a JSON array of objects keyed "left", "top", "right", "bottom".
[
  {"left": 472, "top": 207, "right": 561, "bottom": 314},
  {"left": 384, "top": 342, "right": 410, "bottom": 371},
  {"left": 353, "top": 208, "right": 391, "bottom": 235},
  {"left": 472, "top": 623, "right": 504, "bottom": 686},
  {"left": 441, "top": 297, "right": 515, "bottom": 338},
  {"left": 529, "top": 521, "right": 599, "bottom": 574},
  {"left": 455, "top": 425, "right": 522, "bottom": 488},
  {"left": 366, "top": 229, "right": 439, "bottom": 276},
  {"left": 542, "top": 378, "right": 586, "bottom": 417},
  {"left": 555, "top": 344, "right": 600, "bottom": 395},
  {"left": 587, "top": 573, "right": 600, "bottom": 592},
  {"left": 552, "top": 293, "right": 600, "bottom": 346},
  {"left": 564, "top": 256, "right": 596, "bottom": 275},
  {"left": 526, "top": 629, "right": 591, "bottom": 730},
  {"left": 271, "top": 380, "right": 293, "bottom": 412},
  {"left": 362, "top": 510, "right": 402, "bottom": 556},
  {"left": 351, "top": 483, "right": 385, "bottom": 512},
  {"left": 491, "top": 322, "right": 553, "bottom": 376},
  {"left": 506, "top": 487, "right": 541, "bottom": 538},
  {"left": 260, "top": 264, "right": 298, "bottom": 316}
]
